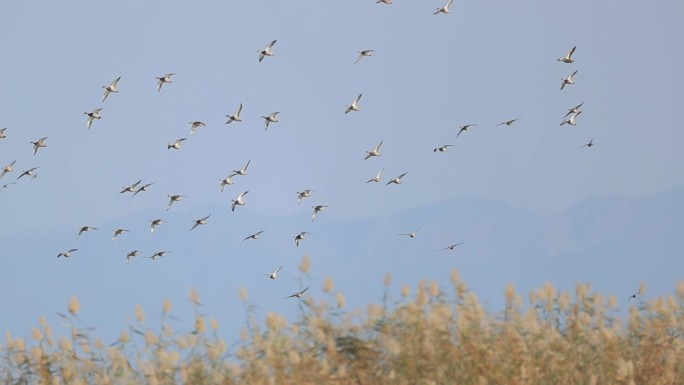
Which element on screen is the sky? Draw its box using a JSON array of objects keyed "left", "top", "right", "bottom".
[{"left": 1, "top": 0, "right": 683, "bottom": 343}]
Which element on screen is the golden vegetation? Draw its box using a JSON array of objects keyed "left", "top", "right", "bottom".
[{"left": 2, "top": 272, "right": 683, "bottom": 384}]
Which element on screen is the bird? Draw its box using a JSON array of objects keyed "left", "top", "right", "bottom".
[
  {"left": 131, "top": 182, "right": 154, "bottom": 197},
  {"left": 166, "top": 194, "right": 185, "bottom": 211},
  {"left": 439, "top": 242, "right": 464, "bottom": 252},
  {"left": 243, "top": 230, "right": 265, "bottom": 241},
  {"left": 628, "top": 292, "right": 640, "bottom": 303},
  {"left": 149, "top": 251, "right": 171, "bottom": 261},
  {"left": 345, "top": 94, "right": 363, "bottom": 114},
  {"left": 364, "top": 140, "right": 383, "bottom": 160},
  {"left": 496, "top": 119, "right": 519, "bottom": 126},
  {"left": 560, "top": 70, "right": 578, "bottom": 90},
  {"left": 189, "top": 121, "right": 206, "bottom": 135},
  {"left": 261, "top": 112, "right": 280, "bottom": 130},
  {"left": 150, "top": 219, "right": 164, "bottom": 233},
  {"left": 232, "top": 160, "right": 250, "bottom": 176},
  {"left": 125, "top": 250, "right": 140, "bottom": 262},
  {"left": 297, "top": 189, "right": 313, "bottom": 205},
  {"left": 0, "top": 127, "right": 7, "bottom": 139},
  {"left": 258, "top": 40, "right": 277, "bottom": 62},
  {"left": 84, "top": 108, "right": 103, "bottom": 129},
  {"left": 57, "top": 249, "right": 79, "bottom": 258},
  {"left": 30, "top": 137, "right": 48, "bottom": 155},
  {"left": 366, "top": 168, "right": 384, "bottom": 183},
  {"left": 17, "top": 167, "right": 39, "bottom": 180},
  {"left": 1, "top": 182, "right": 16, "bottom": 191},
  {"left": 354, "top": 50, "right": 375, "bottom": 64},
  {"left": 581, "top": 138, "right": 595, "bottom": 149},
  {"left": 231, "top": 191, "right": 249, "bottom": 212},
  {"left": 190, "top": 215, "right": 211, "bottom": 231},
  {"left": 156, "top": 73, "right": 175, "bottom": 92},
  {"left": 225, "top": 103, "right": 243, "bottom": 124},
  {"left": 293, "top": 231, "right": 310, "bottom": 247},
  {"left": 1, "top": 160, "right": 17, "bottom": 179},
  {"left": 167, "top": 138, "right": 187, "bottom": 150},
  {"left": 376, "top": 0, "right": 392, "bottom": 4},
  {"left": 76, "top": 226, "right": 98, "bottom": 240},
  {"left": 102, "top": 76, "right": 121, "bottom": 102},
  {"left": 557, "top": 46, "right": 576, "bottom": 63},
  {"left": 219, "top": 174, "right": 236, "bottom": 192},
  {"left": 456, "top": 124, "right": 477, "bottom": 138},
  {"left": 434, "top": 0, "right": 453, "bottom": 14},
  {"left": 311, "top": 205, "right": 328, "bottom": 222},
  {"left": 560, "top": 111, "right": 582, "bottom": 126},
  {"left": 120, "top": 179, "right": 142, "bottom": 194},
  {"left": 111, "top": 229, "right": 129, "bottom": 243},
  {"left": 398, "top": 227, "right": 420, "bottom": 238},
  {"left": 564, "top": 102, "right": 584, "bottom": 117},
  {"left": 266, "top": 266, "right": 283, "bottom": 280},
  {"left": 433, "top": 145, "right": 454, "bottom": 153},
  {"left": 386, "top": 172, "right": 407, "bottom": 185},
  {"left": 284, "top": 287, "right": 310, "bottom": 299}
]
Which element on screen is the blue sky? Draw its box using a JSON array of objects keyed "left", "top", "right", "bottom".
[{"left": 1, "top": 1, "right": 683, "bottom": 341}]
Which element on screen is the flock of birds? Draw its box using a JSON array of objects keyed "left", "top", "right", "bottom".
[{"left": 0, "top": 2, "right": 596, "bottom": 301}]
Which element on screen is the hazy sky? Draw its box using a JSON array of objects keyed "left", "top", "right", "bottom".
[{"left": 1, "top": 1, "right": 683, "bottom": 341}]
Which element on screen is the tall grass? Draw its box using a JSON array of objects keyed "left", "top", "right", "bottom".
[{"left": 2, "top": 269, "right": 683, "bottom": 384}]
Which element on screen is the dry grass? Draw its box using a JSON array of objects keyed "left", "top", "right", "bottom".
[{"left": 2, "top": 271, "right": 683, "bottom": 385}]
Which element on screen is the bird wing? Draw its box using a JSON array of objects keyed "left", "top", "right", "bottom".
[
  {"left": 568, "top": 46, "right": 576, "bottom": 57},
  {"left": 268, "top": 40, "right": 277, "bottom": 48},
  {"left": 236, "top": 103, "right": 243, "bottom": 116},
  {"left": 111, "top": 76, "right": 121, "bottom": 87}
]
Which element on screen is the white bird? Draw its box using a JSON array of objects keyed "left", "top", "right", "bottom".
[
  {"left": 456, "top": 124, "right": 477, "bottom": 138},
  {"left": 126, "top": 250, "right": 140, "bottom": 262},
  {"left": 1, "top": 160, "right": 17, "bottom": 179},
  {"left": 266, "top": 266, "right": 283, "bottom": 280},
  {"left": 434, "top": 0, "right": 453, "bottom": 14},
  {"left": 345, "top": 93, "right": 363, "bottom": 114},
  {"left": 189, "top": 121, "right": 206, "bottom": 135},
  {"left": 581, "top": 138, "right": 595, "bottom": 149},
  {"left": 231, "top": 190, "right": 249, "bottom": 212},
  {"left": 57, "top": 249, "right": 79, "bottom": 258},
  {"left": 261, "top": 112, "right": 280, "bottom": 130},
  {"left": 102, "top": 76, "right": 121, "bottom": 102},
  {"left": 433, "top": 145, "right": 454, "bottom": 153},
  {"left": 166, "top": 194, "right": 185, "bottom": 211},
  {"left": 76, "top": 226, "right": 98, "bottom": 240},
  {"left": 31, "top": 137, "right": 48, "bottom": 155},
  {"left": 120, "top": 179, "right": 142, "bottom": 194},
  {"left": 560, "top": 70, "right": 578, "bottom": 90},
  {"left": 84, "top": 108, "right": 103, "bottom": 129},
  {"left": 190, "top": 215, "right": 211, "bottom": 231},
  {"left": 219, "top": 174, "right": 236, "bottom": 192},
  {"left": 297, "top": 189, "right": 314, "bottom": 205},
  {"left": 376, "top": 0, "right": 392, "bottom": 4},
  {"left": 243, "top": 230, "right": 265, "bottom": 241},
  {"left": 150, "top": 219, "right": 164, "bottom": 233},
  {"left": 17, "top": 167, "right": 39, "bottom": 180},
  {"left": 232, "top": 160, "right": 251, "bottom": 176},
  {"left": 258, "top": 40, "right": 277, "bottom": 62},
  {"left": 496, "top": 119, "right": 519, "bottom": 126},
  {"left": 225, "top": 103, "right": 243, "bottom": 124},
  {"left": 354, "top": 50, "right": 375, "bottom": 64},
  {"left": 167, "top": 138, "right": 187, "bottom": 150},
  {"left": 560, "top": 111, "right": 582, "bottom": 126},
  {"left": 311, "top": 205, "right": 328, "bottom": 222},
  {"left": 0, "top": 127, "right": 8, "bottom": 139},
  {"left": 398, "top": 227, "right": 420, "bottom": 238},
  {"left": 557, "top": 46, "right": 576, "bottom": 63},
  {"left": 284, "top": 286, "right": 310, "bottom": 299},
  {"left": 386, "top": 172, "right": 407, "bottom": 185},
  {"left": 564, "top": 102, "right": 584, "bottom": 117},
  {"left": 366, "top": 168, "right": 384, "bottom": 183},
  {"left": 156, "top": 73, "right": 175, "bottom": 92},
  {"left": 111, "top": 228, "right": 129, "bottom": 243},
  {"left": 439, "top": 242, "right": 464, "bottom": 252},
  {"left": 149, "top": 251, "right": 172, "bottom": 260},
  {"left": 364, "top": 140, "right": 383, "bottom": 160},
  {"left": 131, "top": 182, "right": 154, "bottom": 197},
  {"left": 293, "top": 231, "right": 310, "bottom": 247}
]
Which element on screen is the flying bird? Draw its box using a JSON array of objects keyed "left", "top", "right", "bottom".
[
  {"left": 345, "top": 94, "right": 363, "bottom": 114},
  {"left": 297, "top": 189, "right": 313, "bottom": 205},
  {"left": 167, "top": 138, "right": 187, "bottom": 150},
  {"left": 111, "top": 228, "right": 129, "bottom": 243},
  {"left": 126, "top": 250, "right": 140, "bottom": 262},
  {"left": 1, "top": 182, "right": 16, "bottom": 191},
  {"left": 156, "top": 73, "right": 175, "bottom": 92},
  {"left": 131, "top": 182, "right": 154, "bottom": 197},
  {"left": 17, "top": 167, "right": 39, "bottom": 180},
  {"left": 57, "top": 249, "right": 79, "bottom": 258},
  {"left": 150, "top": 219, "right": 164, "bottom": 233},
  {"left": 284, "top": 286, "right": 310, "bottom": 299},
  {"left": 189, "top": 121, "right": 206, "bottom": 135},
  {"left": 120, "top": 179, "right": 142, "bottom": 194},
  {"left": 243, "top": 230, "right": 265, "bottom": 241},
  {"left": 433, "top": 145, "right": 454, "bottom": 153},
  {"left": 354, "top": 50, "right": 375, "bottom": 64},
  {"left": 376, "top": 0, "right": 392, "bottom": 4},
  {"left": 232, "top": 160, "right": 251, "bottom": 176},
  {"left": 84, "top": 108, "right": 103, "bottom": 129},
  {"left": 261, "top": 112, "right": 280, "bottom": 130},
  {"left": 560, "top": 111, "right": 582, "bottom": 126},
  {"left": 0, "top": 127, "right": 7, "bottom": 139},
  {"left": 366, "top": 168, "right": 384, "bottom": 183},
  {"left": 439, "top": 242, "right": 464, "bottom": 252},
  {"left": 398, "top": 227, "right": 420, "bottom": 238},
  {"left": 166, "top": 194, "right": 185, "bottom": 211},
  {"left": 581, "top": 138, "right": 595, "bottom": 149},
  {"left": 219, "top": 174, "right": 236, "bottom": 192},
  {"left": 1, "top": 160, "right": 17, "bottom": 179},
  {"left": 258, "top": 40, "right": 277, "bottom": 62},
  {"left": 364, "top": 140, "right": 383, "bottom": 160},
  {"left": 102, "top": 76, "right": 121, "bottom": 102},
  {"left": 496, "top": 119, "right": 519, "bottom": 126},
  {"left": 266, "top": 266, "right": 284, "bottom": 280},
  {"left": 31, "top": 137, "right": 48, "bottom": 155},
  {"left": 564, "top": 102, "right": 584, "bottom": 117},
  {"left": 149, "top": 251, "right": 171, "bottom": 260},
  {"left": 225, "top": 103, "right": 243, "bottom": 124},
  {"left": 76, "top": 226, "right": 98, "bottom": 240},
  {"left": 560, "top": 70, "right": 578, "bottom": 90},
  {"left": 434, "top": 0, "right": 453, "bottom": 14},
  {"left": 190, "top": 215, "right": 211, "bottom": 231},
  {"left": 386, "top": 172, "right": 407, "bottom": 185},
  {"left": 231, "top": 190, "right": 249, "bottom": 212},
  {"left": 311, "top": 205, "right": 328, "bottom": 222},
  {"left": 557, "top": 46, "right": 576, "bottom": 63},
  {"left": 293, "top": 231, "right": 310, "bottom": 247},
  {"left": 456, "top": 124, "right": 477, "bottom": 138}
]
